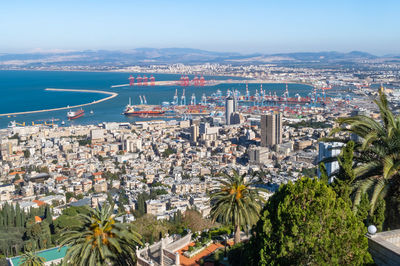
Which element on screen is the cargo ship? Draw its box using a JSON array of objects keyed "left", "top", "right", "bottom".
[
  {"left": 123, "top": 98, "right": 165, "bottom": 116},
  {"left": 67, "top": 109, "right": 84, "bottom": 120}
]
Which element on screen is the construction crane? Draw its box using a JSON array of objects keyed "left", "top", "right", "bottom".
[{"left": 143, "top": 95, "right": 147, "bottom": 104}]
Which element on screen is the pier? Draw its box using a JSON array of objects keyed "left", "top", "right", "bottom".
[{"left": 0, "top": 88, "right": 118, "bottom": 117}]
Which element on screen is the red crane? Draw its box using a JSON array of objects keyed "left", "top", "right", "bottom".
[
  {"left": 150, "top": 75, "right": 155, "bottom": 86},
  {"left": 199, "top": 75, "right": 205, "bottom": 86},
  {"left": 185, "top": 76, "right": 190, "bottom": 86},
  {"left": 193, "top": 76, "right": 199, "bottom": 86},
  {"left": 180, "top": 75, "right": 185, "bottom": 86},
  {"left": 136, "top": 75, "right": 143, "bottom": 86},
  {"left": 143, "top": 75, "right": 148, "bottom": 86},
  {"left": 128, "top": 75, "right": 135, "bottom": 86}
]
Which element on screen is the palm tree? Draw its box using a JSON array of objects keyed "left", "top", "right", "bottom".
[
  {"left": 20, "top": 251, "right": 45, "bottom": 266},
  {"left": 327, "top": 89, "right": 400, "bottom": 215},
  {"left": 210, "top": 170, "right": 265, "bottom": 244},
  {"left": 60, "top": 204, "right": 142, "bottom": 266}
]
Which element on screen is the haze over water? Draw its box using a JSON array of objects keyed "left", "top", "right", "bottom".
[{"left": 0, "top": 71, "right": 312, "bottom": 128}]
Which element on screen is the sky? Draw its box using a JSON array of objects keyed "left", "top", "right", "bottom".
[{"left": 0, "top": 0, "right": 399, "bottom": 55}]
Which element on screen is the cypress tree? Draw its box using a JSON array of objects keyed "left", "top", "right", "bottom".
[
  {"left": 21, "top": 209, "right": 26, "bottom": 227},
  {"left": 10, "top": 204, "right": 15, "bottom": 227},
  {"left": 371, "top": 197, "right": 386, "bottom": 231},
  {"left": 44, "top": 205, "right": 53, "bottom": 224},
  {"left": 356, "top": 192, "right": 370, "bottom": 225},
  {"left": 4, "top": 203, "right": 12, "bottom": 226},
  {"left": 15, "top": 203, "right": 22, "bottom": 227}
]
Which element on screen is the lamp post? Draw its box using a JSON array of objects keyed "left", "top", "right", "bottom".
[{"left": 224, "top": 235, "right": 228, "bottom": 261}]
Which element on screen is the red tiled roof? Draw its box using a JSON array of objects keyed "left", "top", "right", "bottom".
[
  {"left": 178, "top": 242, "right": 225, "bottom": 266},
  {"left": 33, "top": 200, "right": 46, "bottom": 207},
  {"left": 9, "top": 171, "right": 25, "bottom": 175},
  {"left": 55, "top": 176, "right": 68, "bottom": 182}
]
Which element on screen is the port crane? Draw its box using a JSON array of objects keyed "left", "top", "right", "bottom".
[
  {"left": 193, "top": 76, "right": 199, "bottom": 86},
  {"left": 199, "top": 76, "right": 205, "bottom": 86},
  {"left": 201, "top": 93, "right": 207, "bottom": 105},
  {"left": 150, "top": 75, "right": 155, "bottom": 86},
  {"left": 173, "top": 89, "right": 178, "bottom": 105},
  {"left": 137, "top": 75, "right": 143, "bottom": 86},
  {"left": 245, "top": 84, "right": 250, "bottom": 100},
  {"left": 181, "top": 89, "right": 186, "bottom": 106},
  {"left": 128, "top": 75, "right": 135, "bottom": 86},
  {"left": 190, "top": 93, "right": 196, "bottom": 105}
]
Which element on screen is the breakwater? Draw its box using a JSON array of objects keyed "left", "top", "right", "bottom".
[{"left": 0, "top": 88, "right": 118, "bottom": 117}]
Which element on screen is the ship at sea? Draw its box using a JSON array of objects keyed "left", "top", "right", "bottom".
[
  {"left": 123, "top": 98, "right": 165, "bottom": 116},
  {"left": 67, "top": 109, "right": 85, "bottom": 120}
]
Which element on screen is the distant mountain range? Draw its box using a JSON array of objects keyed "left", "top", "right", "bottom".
[{"left": 0, "top": 48, "right": 398, "bottom": 67}]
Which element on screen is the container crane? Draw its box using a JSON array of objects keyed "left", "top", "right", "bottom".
[
  {"left": 128, "top": 75, "right": 135, "bottom": 86},
  {"left": 190, "top": 93, "right": 196, "bottom": 105},
  {"left": 173, "top": 88, "right": 178, "bottom": 105},
  {"left": 181, "top": 89, "right": 186, "bottom": 106},
  {"left": 143, "top": 75, "right": 148, "bottom": 86},
  {"left": 150, "top": 75, "right": 155, "bottom": 86},
  {"left": 137, "top": 75, "right": 143, "bottom": 86}
]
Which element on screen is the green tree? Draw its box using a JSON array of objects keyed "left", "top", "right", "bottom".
[
  {"left": 318, "top": 162, "right": 329, "bottom": 184},
  {"left": 24, "top": 150, "right": 31, "bottom": 158},
  {"left": 60, "top": 204, "right": 142, "bottom": 266},
  {"left": 19, "top": 251, "right": 45, "bottom": 266},
  {"left": 327, "top": 90, "right": 400, "bottom": 228},
  {"left": 371, "top": 197, "right": 386, "bottom": 231},
  {"left": 15, "top": 203, "right": 22, "bottom": 227},
  {"left": 247, "top": 177, "right": 372, "bottom": 265},
  {"left": 356, "top": 192, "right": 370, "bottom": 224},
  {"left": 332, "top": 141, "right": 356, "bottom": 202},
  {"left": 44, "top": 205, "right": 52, "bottom": 224},
  {"left": 210, "top": 170, "right": 265, "bottom": 244},
  {"left": 65, "top": 192, "right": 74, "bottom": 203}
]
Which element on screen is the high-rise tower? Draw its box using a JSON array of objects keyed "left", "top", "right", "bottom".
[
  {"left": 225, "top": 96, "right": 234, "bottom": 125},
  {"left": 261, "top": 113, "right": 282, "bottom": 147}
]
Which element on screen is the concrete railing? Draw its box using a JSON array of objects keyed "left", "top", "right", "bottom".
[
  {"left": 137, "top": 234, "right": 191, "bottom": 266},
  {"left": 368, "top": 229, "right": 400, "bottom": 266},
  {"left": 165, "top": 233, "right": 192, "bottom": 253}
]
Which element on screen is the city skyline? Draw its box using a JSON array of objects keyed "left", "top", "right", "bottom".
[{"left": 1, "top": 0, "right": 399, "bottom": 55}]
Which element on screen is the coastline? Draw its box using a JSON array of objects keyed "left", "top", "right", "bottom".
[
  {"left": 0, "top": 69, "right": 314, "bottom": 87},
  {"left": 0, "top": 88, "right": 118, "bottom": 117}
]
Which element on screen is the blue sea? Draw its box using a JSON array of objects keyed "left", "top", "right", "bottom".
[{"left": 0, "top": 70, "right": 313, "bottom": 128}]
